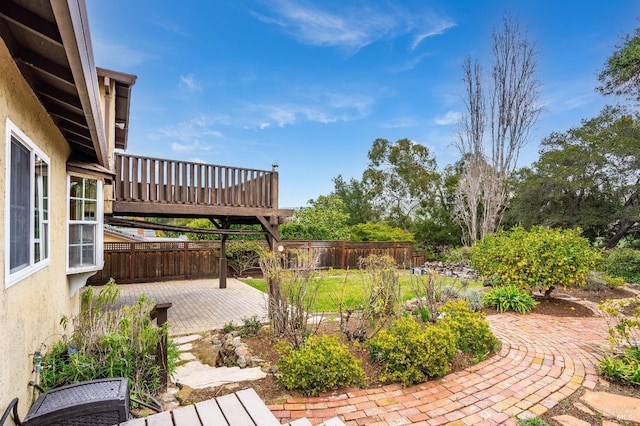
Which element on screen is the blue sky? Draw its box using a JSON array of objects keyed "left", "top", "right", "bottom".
[{"left": 86, "top": 1, "right": 639, "bottom": 208}]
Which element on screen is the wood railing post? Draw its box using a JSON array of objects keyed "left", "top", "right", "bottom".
[
  {"left": 150, "top": 303, "right": 172, "bottom": 391},
  {"left": 270, "top": 171, "right": 278, "bottom": 209}
]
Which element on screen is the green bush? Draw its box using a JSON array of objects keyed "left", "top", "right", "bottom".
[
  {"left": 601, "top": 248, "right": 640, "bottom": 283},
  {"left": 599, "top": 347, "right": 640, "bottom": 386},
  {"left": 460, "top": 288, "right": 484, "bottom": 311},
  {"left": 482, "top": 285, "right": 538, "bottom": 314},
  {"left": 349, "top": 222, "right": 414, "bottom": 242},
  {"left": 598, "top": 299, "right": 640, "bottom": 386},
  {"left": 471, "top": 226, "right": 600, "bottom": 295},
  {"left": 276, "top": 335, "right": 365, "bottom": 396},
  {"left": 368, "top": 316, "right": 456, "bottom": 386},
  {"left": 239, "top": 315, "right": 263, "bottom": 337},
  {"left": 438, "top": 300, "right": 499, "bottom": 361},
  {"left": 40, "top": 281, "right": 178, "bottom": 399}
]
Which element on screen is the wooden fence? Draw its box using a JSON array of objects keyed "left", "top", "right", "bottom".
[{"left": 88, "top": 241, "right": 425, "bottom": 285}]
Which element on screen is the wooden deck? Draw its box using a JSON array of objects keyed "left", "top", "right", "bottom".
[
  {"left": 119, "top": 389, "right": 344, "bottom": 426},
  {"left": 121, "top": 389, "right": 278, "bottom": 426},
  {"left": 112, "top": 153, "right": 291, "bottom": 220}
]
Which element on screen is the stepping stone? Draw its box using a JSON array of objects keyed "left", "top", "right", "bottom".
[
  {"left": 573, "top": 402, "right": 595, "bottom": 416},
  {"left": 179, "top": 352, "right": 196, "bottom": 361},
  {"left": 552, "top": 415, "right": 591, "bottom": 426},
  {"left": 178, "top": 343, "right": 193, "bottom": 351},
  {"left": 173, "top": 334, "right": 201, "bottom": 344},
  {"left": 581, "top": 391, "right": 640, "bottom": 423}
]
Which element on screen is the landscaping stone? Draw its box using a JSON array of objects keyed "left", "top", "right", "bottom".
[
  {"left": 173, "top": 334, "right": 201, "bottom": 345},
  {"left": 552, "top": 415, "right": 592, "bottom": 426},
  {"left": 572, "top": 402, "right": 595, "bottom": 416},
  {"left": 178, "top": 352, "right": 196, "bottom": 362},
  {"left": 174, "top": 360, "right": 267, "bottom": 389},
  {"left": 177, "top": 343, "right": 193, "bottom": 352},
  {"left": 581, "top": 391, "right": 640, "bottom": 423}
]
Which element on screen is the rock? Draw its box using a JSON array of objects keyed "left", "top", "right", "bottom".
[
  {"left": 173, "top": 335, "right": 201, "bottom": 345},
  {"left": 581, "top": 391, "right": 640, "bottom": 423},
  {"left": 178, "top": 343, "right": 193, "bottom": 352},
  {"left": 551, "top": 415, "right": 591, "bottom": 426},
  {"left": 572, "top": 402, "right": 594, "bottom": 416},
  {"left": 237, "top": 355, "right": 248, "bottom": 368}
]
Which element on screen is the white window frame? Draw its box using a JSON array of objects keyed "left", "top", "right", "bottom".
[
  {"left": 5, "top": 119, "right": 51, "bottom": 288},
  {"left": 66, "top": 174, "right": 104, "bottom": 274}
]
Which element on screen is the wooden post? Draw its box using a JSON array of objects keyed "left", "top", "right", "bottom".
[
  {"left": 129, "top": 242, "right": 135, "bottom": 283},
  {"left": 150, "top": 303, "right": 172, "bottom": 391},
  {"left": 219, "top": 235, "right": 227, "bottom": 289},
  {"left": 184, "top": 241, "right": 189, "bottom": 280}
]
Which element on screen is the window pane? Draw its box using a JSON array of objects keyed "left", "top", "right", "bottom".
[
  {"left": 69, "top": 224, "right": 81, "bottom": 244},
  {"left": 10, "top": 138, "right": 30, "bottom": 273},
  {"left": 69, "top": 245, "right": 81, "bottom": 268},
  {"left": 85, "top": 179, "right": 97, "bottom": 199},
  {"left": 81, "top": 224, "right": 95, "bottom": 244},
  {"left": 83, "top": 201, "right": 96, "bottom": 220},
  {"left": 69, "top": 176, "right": 82, "bottom": 197},
  {"left": 69, "top": 199, "right": 82, "bottom": 221}
]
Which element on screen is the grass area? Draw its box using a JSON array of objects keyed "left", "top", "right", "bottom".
[{"left": 240, "top": 270, "right": 482, "bottom": 312}]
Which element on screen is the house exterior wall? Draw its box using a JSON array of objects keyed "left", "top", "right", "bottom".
[{"left": 0, "top": 38, "right": 79, "bottom": 418}]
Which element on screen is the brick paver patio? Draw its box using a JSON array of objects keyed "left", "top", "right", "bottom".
[
  {"left": 115, "top": 278, "right": 269, "bottom": 336},
  {"left": 268, "top": 313, "right": 611, "bottom": 426}
]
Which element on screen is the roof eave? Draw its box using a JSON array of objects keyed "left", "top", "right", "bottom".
[{"left": 50, "top": 0, "right": 108, "bottom": 168}]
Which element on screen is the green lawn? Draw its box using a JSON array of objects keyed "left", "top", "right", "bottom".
[{"left": 240, "top": 270, "right": 482, "bottom": 312}]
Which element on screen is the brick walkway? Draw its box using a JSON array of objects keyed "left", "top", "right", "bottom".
[{"left": 268, "top": 314, "right": 610, "bottom": 426}]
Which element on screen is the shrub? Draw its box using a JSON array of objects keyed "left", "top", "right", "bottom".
[
  {"left": 226, "top": 240, "right": 267, "bottom": 277},
  {"left": 598, "top": 299, "right": 640, "bottom": 386},
  {"left": 408, "top": 271, "right": 461, "bottom": 323},
  {"left": 600, "top": 248, "right": 640, "bottom": 284},
  {"left": 438, "top": 300, "right": 499, "bottom": 361},
  {"left": 471, "top": 226, "right": 600, "bottom": 296},
  {"left": 339, "top": 255, "right": 400, "bottom": 342},
  {"left": 482, "top": 285, "right": 538, "bottom": 314},
  {"left": 599, "top": 347, "right": 640, "bottom": 386},
  {"left": 349, "top": 222, "right": 414, "bottom": 243},
  {"left": 460, "top": 288, "right": 484, "bottom": 311},
  {"left": 40, "top": 280, "right": 178, "bottom": 399},
  {"left": 239, "top": 316, "right": 263, "bottom": 337},
  {"left": 276, "top": 335, "right": 365, "bottom": 396},
  {"left": 368, "top": 316, "right": 456, "bottom": 386}
]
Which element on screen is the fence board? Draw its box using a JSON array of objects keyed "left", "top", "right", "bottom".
[{"left": 89, "top": 241, "right": 424, "bottom": 285}]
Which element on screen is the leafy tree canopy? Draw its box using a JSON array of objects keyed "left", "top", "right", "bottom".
[
  {"left": 349, "top": 222, "right": 414, "bottom": 242},
  {"left": 281, "top": 194, "right": 350, "bottom": 240},
  {"left": 507, "top": 105, "right": 640, "bottom": 247},
  {"left": 598, "top": 27, "right": 640, "bottom": 102}
]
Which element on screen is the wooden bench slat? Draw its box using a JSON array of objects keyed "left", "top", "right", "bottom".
[
  {"left": 145, "top": 410, "right": 173, "bottom": 426},
  {"left": 235, "top": 388, "right": 281, "bottom": 426},
  {"left": 195, "top": 399, "right": 229, "bottom": 426},
  {"left": 172, "top": 405, "right": 200, "bottom": 425},
  {"left": 216, "top": 393, "right": 256, "bottom": 425}
]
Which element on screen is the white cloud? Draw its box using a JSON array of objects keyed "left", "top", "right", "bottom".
[
  {"left": 434, "top": 111, "right": 462, "bottom": 126},
  {"left": 252, "top": 1, "right": 455, "bottom": 52},
  {"left": 92, "top": 36, "right": 157, "bottom": 69},
  {"left": 179, "top": 73, "right": 203, "bottom": 92}
]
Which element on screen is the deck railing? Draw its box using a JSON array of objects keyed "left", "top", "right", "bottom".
[{"left": 113, "top": 153, "right": 277, "bottom": 208}]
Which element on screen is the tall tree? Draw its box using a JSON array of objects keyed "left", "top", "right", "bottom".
[
  {"left": 454, "top": 16, "right": 542, "bottom": 244},
  {"left": 507, "top": 106, "right": 640, "bottom": 248},
  {"left": 598, "top": 27, "right": 640, "bottom": 102},
  {"left": 281, "top": 194, "right": 350, "bottom": 240},
  {"left": 362, "top": 138, "right": 439, "bottom": 230},
  {"left": 332, "top": 174, "right": 380, "bottom": 226}
]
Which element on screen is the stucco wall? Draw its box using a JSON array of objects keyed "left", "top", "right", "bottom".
[{"left": 0, "top": 39, "right": 79, "bottom": 419}]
